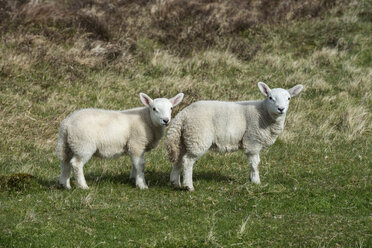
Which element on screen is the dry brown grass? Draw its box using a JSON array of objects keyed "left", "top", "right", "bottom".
[
  {"left": 1, "top": 0, "right": 342, "bottom": 60},
  {"left": 149, "top": 0, "right": 340, "bottom": 54}
]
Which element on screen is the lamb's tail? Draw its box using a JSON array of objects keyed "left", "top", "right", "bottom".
[
  {"left": 55, "top": 121, "right": 71, "bottom": 162},
  {"left": 166, "top": 111, "right": 185, "bottom": 163}
]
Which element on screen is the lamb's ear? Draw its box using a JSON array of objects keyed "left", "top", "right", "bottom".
[
  {"left": 258, "top": 82, "right": 271, "bottom": 96},
  {"left": 288, "top": 84, "right": 304, "bottom": 97},
  {"left": 139, "top": 93, "right": 153, "bottom": 107},
  {"left": 170, "top": 93, "right": 184, "bottom": 107}
]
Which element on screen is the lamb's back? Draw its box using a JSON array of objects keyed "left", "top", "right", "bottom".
[
  {"left": 181, "top": 101, "right": 254, "bottom": 152},
  {"left": 64, "top": 108, "right": 149, "bottom": 152}
]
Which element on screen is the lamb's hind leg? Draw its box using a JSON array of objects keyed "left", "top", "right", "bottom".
[
  {"left": 71, "top": 156, "right": 89, "bottom": 189},
  {"left": 247, "top": 153, "right": 261, "bottom": 184},
  {"left": 129, "top": 166, "right": 136, "bottom": 180},
  {"left": 59, "top": 160, "right": 71, "bottom": 189},
  {"left": 170, "top": 160, "right": 182, "bottom": 188},
  {"left": 181, "top": 135, "right": 211, "bottom": 191},
  {"left": 182, "top": 154, "right": 198, "bottom": 191}
]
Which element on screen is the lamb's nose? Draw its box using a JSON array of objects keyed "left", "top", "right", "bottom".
[
  {"left": 278, "top": 107, "right": 284, "bottom": 112},
  {"left": 163, "top": 118, "right": 169, "bottom": 124}
]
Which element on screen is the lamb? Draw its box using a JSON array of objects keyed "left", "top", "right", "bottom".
[
  {"left": 56, "top": 92, "right": 184, "bottom": 190},
  {"left": 166, "top": 82, "right": 303, "bottom": 191}
]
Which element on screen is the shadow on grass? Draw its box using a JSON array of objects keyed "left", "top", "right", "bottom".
[
  {"left": 83, "top": 170, "right": 233, "bottom": 189},
  {"left": 0, "top": 170, "right": 233, "bottom": 192}
]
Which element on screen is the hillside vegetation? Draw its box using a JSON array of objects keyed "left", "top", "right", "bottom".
[{"left": 0, "top": 0, "right": 371, "bottom": 247}]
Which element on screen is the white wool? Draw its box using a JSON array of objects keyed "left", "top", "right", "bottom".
[
  {"left": 56, "top": 92, "right": 184, "bottom": 190},
  {"left": 166, "top": 82, "right": 303, "bottom": 191}
]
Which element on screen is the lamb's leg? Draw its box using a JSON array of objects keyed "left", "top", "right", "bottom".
[
  {"left": 71, "top": 156, "right": 89, "bottom": 189},
  {"left": 59, "top": 160, "right": 71, "bottom": 189},
  {"left": 131, "top": 155, "right": 148, "bottom": 190},
  {"left": 129, "top": 165, "right": 136, "bottom": 180},
  {"left": 182, "top": 154, "right": 197, "bottom": 191},
  {"left": 247, "top": 153, "right": 261, "bottom": 184},
  {"left": 170, "top": 160, "right": 182, "bottom": 188}
]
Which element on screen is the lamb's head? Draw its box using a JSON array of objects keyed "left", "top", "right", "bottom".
[
  {"left": 140, "top": 92, "right": 184, "bottom": 127},
  {"left": 258, "top": 82, "right": 303, "bottom": 117}
]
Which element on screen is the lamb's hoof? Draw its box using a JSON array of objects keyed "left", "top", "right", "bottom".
[
  {"left": 250, "top": 177, "right": 261, "bottom": 184},
  {"left": 59, "top": 179, "right": 71, "bottom": 189},
  {"left": 77, "top": 184, "right": 90, "bottom": 190},
  {"left": 249, "top": 172, "right": 261, "bottom": 184},
  {"left": 137, "top": 184, "right": 149, "bottom": 190},
  {"left": 184, "top": 185, "right": 195, "bottom": 191},
  {"left": 171, "top": 180, "right": 182, "bottom": 189},
  {"left": 59, "top": 183, "right": 71, "bottom": 190}
]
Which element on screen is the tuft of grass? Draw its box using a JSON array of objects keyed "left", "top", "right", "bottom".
[{"left": 0, "top": 173, "right": 39, "bottom": 191}]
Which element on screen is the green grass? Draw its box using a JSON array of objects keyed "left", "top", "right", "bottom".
[
  {"left": 0, "top": 142, "right": 370, "bottom": 247},
  {"left": 0, "top": 0, "right": 371, "bottom": 247}
]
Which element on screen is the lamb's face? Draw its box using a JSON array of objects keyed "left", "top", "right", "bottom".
[
  {"left": 151, "top": 99, "right": 174, "bottom": 126},
  {"left": 266, "top": 88, "right": 292, "bottom": 115},
  {"left": 258, "top": 82, "right": 303, "bottom": 117},
  {"left": 140, "top": 93, "right": 184, "bottom": 127}
]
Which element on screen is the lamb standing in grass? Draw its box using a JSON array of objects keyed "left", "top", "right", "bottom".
[
  {"left": 56, "top": 92, "right": 184, "bottom": 190},
  {"left": 167, "top": 82, "right": 303, "bottom": 191}
]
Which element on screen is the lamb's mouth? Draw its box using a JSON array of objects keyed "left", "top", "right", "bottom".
[
  {"left": 162, "top": 123, "right": 169, "bottom": 126},
  {"left": 277, "top": 109, "right": 285, "bottom": 114}
]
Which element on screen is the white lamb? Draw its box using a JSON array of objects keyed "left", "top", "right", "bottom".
[
  {"left": 56, "top": 92, "right": 184, "bottom": 190},
  {"left": 166, "top": 82, "right": 303, "bottom": 191}
]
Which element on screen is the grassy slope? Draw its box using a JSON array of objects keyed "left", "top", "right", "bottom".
[{"left": 0, "top": 0, "right": 371, "bottom": 247}]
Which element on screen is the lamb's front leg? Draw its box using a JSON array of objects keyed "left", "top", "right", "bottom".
[
  {"left": 247, "top": 153, "right": 261, "bottom": 184},
  {"left": 130, "top": 155, "right": 148, "bottom": 190}
]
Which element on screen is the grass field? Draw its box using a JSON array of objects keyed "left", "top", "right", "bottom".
[{"left": 0, "top": 0, "right": 371, "bottom": 247}]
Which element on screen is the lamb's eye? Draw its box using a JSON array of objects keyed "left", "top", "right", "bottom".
[
  {"left": 152, "top": 107, "right": 157, "bottom": 111},
  {"left": 171, "top": 107, "right": 173, "bottom": 110},
  {"left": 288, "top": 97, "right": 291, "bottom": 100},
  {"left": 269, "top": 96, "right": 273, "bottom": 100}
]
